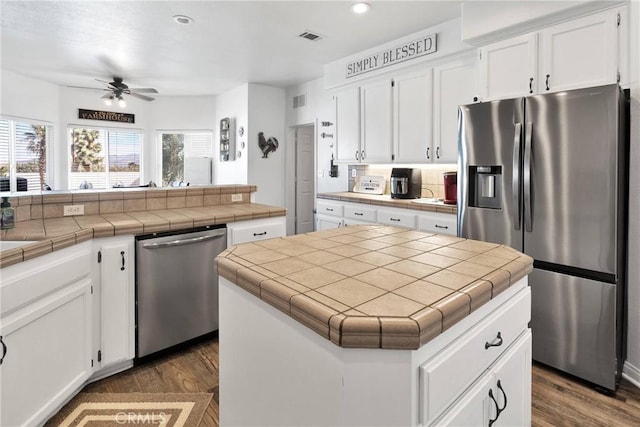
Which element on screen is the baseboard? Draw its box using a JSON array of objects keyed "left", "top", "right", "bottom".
[
  {"left": 88, "top": 359, "right": 134, "bottom": 383},
  {"left": 622, "top": 361, "right": 640, "bottom": 389}
]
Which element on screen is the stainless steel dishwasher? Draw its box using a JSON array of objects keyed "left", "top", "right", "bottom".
[{"left": 135, "top": 225, "right": 226, "bottom": 358}]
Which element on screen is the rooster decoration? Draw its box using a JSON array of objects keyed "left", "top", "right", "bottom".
[{"left": 258, "top": 132, "right": 279, "bottom": 158}]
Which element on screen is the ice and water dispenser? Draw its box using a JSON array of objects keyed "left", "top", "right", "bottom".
[{"left": 468, "top": 166, "right": 502, "bottom": 209}]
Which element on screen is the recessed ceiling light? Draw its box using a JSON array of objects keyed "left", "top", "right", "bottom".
[
  {"left": 173, "top": 15, "right": 194, "bottom": 25},
  {"left": 351, "top": 2, "right": 371, "bottom": 14}
]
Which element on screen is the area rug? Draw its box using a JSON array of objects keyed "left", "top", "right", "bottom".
[{"left": 45, "top": 392, "right": 212, "bottom": 426}]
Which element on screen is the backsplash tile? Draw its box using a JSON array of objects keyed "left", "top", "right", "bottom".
[{"left": 348, "top": 164, "right": 456, "bottom": 198}]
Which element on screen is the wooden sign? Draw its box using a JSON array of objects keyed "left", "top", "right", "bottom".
[
  {"left": 346, "top": 33, "right": 437, "bottom": 78},
  {"left": 78, "top": 109, "right": 135, "bottom": 123}
]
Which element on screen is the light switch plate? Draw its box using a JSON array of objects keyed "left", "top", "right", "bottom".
[{"left": 63, "top": 205, "right": 84, "bottom": 216}]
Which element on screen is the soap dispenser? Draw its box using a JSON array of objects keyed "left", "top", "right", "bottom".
[{"left": 1, "top": 196, "right": 15, "bottom": 229}]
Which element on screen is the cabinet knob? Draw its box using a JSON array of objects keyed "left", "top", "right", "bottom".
[
  {"left": 473, "top": 96, "right": 479, "bottom": 102},
  {"left": 361, "top": 150, "right": 365, "bottom": 160},
  {"left": 545, "top": 74, "right": 550, "bottom": 91},
  {"left": 529, "top": 77, "right": 534, "bottom": 94},
  {"left": 436, "top": 147, "right": 440, "bottom": 159},
  {"left": 426, "top": 147, "right": 430, "bottom": 159},
  {"left": 355, "top": 150, "right": 360, "bottom": 161},
  {"left": 484, "top": 331, "right": 503, "bottom": 349},
  {"left": 120, "top": 251, "right": 125, "bottom": 271}
]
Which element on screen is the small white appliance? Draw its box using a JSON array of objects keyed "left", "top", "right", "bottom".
[{"left": 353, "top": 175, "right": 385, "bottom": 195}]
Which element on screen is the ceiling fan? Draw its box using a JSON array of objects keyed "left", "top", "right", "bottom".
[{"left": 69, "top": 77, "right": 158, "bottom": 107}]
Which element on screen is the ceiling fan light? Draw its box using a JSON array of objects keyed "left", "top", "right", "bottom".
[
  {"left": 104, "top": 98, "right": 112, "bottom": 106},
  {"left": 118, "top": 97, "right": 126, "bottom": 108}
]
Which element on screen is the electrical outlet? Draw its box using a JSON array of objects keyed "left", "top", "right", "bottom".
[
  {"left": 351, "top": 168, "right": 357, "bottom": 178},
  {"left": 231, "top": 194, "right": 243, "bottom": 202},
  {"left": 63, "top": 205, "right": 84, "bottom": 216}
]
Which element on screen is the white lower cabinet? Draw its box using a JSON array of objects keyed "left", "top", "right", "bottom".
[
  {"left": 375, "top": 209, "right": 417, "bottom": 229},
  {"left": 0, "top": 243, "right": 93, "bottom": 427},
  {"left": 227, "top": 217, "right": 286, "bottom": 246},
  {"left": 433, "top": 331, "right": 532, "bottom": 427},
  {"left": 316, "top": 214, "right": 343, "bottom": 230},
  {"left": 418, "top": 211, "right": 457, "bottom": 236},
  {"left": 93, "top": 236, "right": 135, "bottom": 373}
]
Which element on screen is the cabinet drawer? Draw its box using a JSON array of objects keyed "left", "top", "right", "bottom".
[
  {"left": 377, "top": 209, "right": 416, "bottom": 228},
  {"left": 344, "top": 205, "right": 376, "bottom": 222},
  {"left": 229, "top": 220, "right": 285, "bottom": 245},
  {"left": 418, "top": 213, "right": 457, "bottom": 236},
  {"left": 317, "top": 201, "right": 343, "bottom": 217},
  {"left": 419, "top": 287, "right": 531, "bottom": 424}
]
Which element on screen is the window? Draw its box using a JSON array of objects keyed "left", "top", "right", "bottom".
[
  {"left": 159, "top": 131, "right": 213, "bottom": 186},
  {"left": 69, "top": 127, "right": 142, "bottom": 189},
  {"left": 0, "top": 118, "right": 51, "bottom": 192}
]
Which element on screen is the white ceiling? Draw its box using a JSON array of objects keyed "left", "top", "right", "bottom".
[{"left": 0, "top": 1, "right": 462, "bottom": 96}]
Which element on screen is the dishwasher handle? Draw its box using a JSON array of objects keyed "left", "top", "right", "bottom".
[{"left": 141, "top": 230, "right": 226, "bottom": 249}]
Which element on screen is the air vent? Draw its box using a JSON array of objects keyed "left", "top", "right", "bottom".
[
  {"left": 299, "top": 31, "right": 323, "bottom": 42},
  {"left": 293, "top": 93, "right": 307, "bottom": 109}
]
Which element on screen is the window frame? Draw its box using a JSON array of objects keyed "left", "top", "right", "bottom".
[
  {"left": 156, "top": 129, "right": 214, "bottom": 186},
  {"left": 0, "top": 115, "right": 54, "bottom": 192},
  {"left": 67, "top": 124, "right": 144, "bottom": 190}
]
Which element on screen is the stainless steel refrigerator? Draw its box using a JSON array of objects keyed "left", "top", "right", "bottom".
[{"left": 458, "top": 84, "right": 629, "bottom": 391}]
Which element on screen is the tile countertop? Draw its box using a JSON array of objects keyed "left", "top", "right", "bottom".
[
  {"left": 317, "top": 191, "right": 457, "bottom": 215},
  {"left": 0, "top": 203, "right": 286, "bottom": 268},
  {"left": 216, "top": 224, "right": 532, "bottom": 350}
]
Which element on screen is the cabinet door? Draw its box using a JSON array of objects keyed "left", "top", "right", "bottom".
[
  {"left": 316, "top": 215, "right": 343, "bottom": 231},
  {"left": 480, "top": 33, "right": 538, "bottom": 100},
  {"left": 433, "top": 60, "right": 476, "bottom": 163},
  {"left": 360, "top": 79, "right": 393, "bottom": 163},
  {"left": 394, "top": 70, "right": 433, "bottom": 163},
  {"left": 539, "top": 10, "right": 617, "bottom": 93},
  {"left": 433, "top": 374, "right": 492, "bottom": 427},
  {"left": 0, "top": 280, "right": 92, "bottom": 427},
  {"left": 490, "top": 331, "right": 532, "bottom": 427},
  {"left": 334, "top": 87, "right": 360, "bottom": 163},
  {"left": 99, "top": 238, "right": 135, "bottom": 367},
  {"left": 227, "top": 217, "right": 286, "bottom": 246}
]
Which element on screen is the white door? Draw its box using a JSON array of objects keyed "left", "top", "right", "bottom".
[
  {"left": 360, "top": 78, "right": 393, "bottom": 163},
  {"left": 491, "top": 331, "right": 532, "bottom": 427},
  {"left": 539, "top": 10, "right": 617, "bottom": 93},
  {"left": 0, "top": 280, "right": 92, "bottom": 427},
  {"left": 480, "top": 33, "right": 538, "bottom": 100},
  {"left": 334, "top": 87, "right": 360, "bottom": 163},
  {"left": 394, "top": 69, "right": 433, "bottom": 163},
  {"left": 434, "top": 374, "right": 492, "bottom": 427},
  {"left": 295, "top": 125, "right": 315, "bottom": 234},
  {"left": 99, "top": 237, "right": 135, "bottom": 368},
  {"left": 434, "top": 59, "right": 477, "bottom": 163}
]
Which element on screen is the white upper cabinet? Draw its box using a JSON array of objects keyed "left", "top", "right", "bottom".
[
  {"left": 393, "top": 69, "right": 433, "bottom": 163},
  {"left": 539, "top": 10, "right": 618, "bottom": 93},
  {"left": 360, "top": 79, "right": 393, "bottom": 163},
  {"left": 433, "top": 59, "right": 478, "bottom": 163},
  {"left": 334, "top": 86, "right": 360, "bottom": 163},
  {"left": 480, "top": 8, "right": 619, "bottom": 101},
  {"left": 480, "top": 33, "right": 538, "bottom": 100}
]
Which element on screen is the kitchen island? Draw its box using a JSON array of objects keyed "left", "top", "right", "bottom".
[{"left": 216, "top": 225, "right": 533, "bottom": 426}]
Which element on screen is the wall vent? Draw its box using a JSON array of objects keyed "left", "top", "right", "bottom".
[
  {"left": 299, "top": 31, "right": 323, "bottom": 42},
  {"left": 293, "top": 93, "right": 307, "bottom": 109}
]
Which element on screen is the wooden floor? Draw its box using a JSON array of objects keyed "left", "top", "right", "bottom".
[{"left": 77, "top": 336, "right": 640, "bottom": 426}]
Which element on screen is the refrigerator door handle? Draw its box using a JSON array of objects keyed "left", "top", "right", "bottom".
[
  {"left": 524, "top": 122, "right": 533, "bottom": 232},
  {"left": 512, "top": 122, "right": 522, "bottom": 230}
]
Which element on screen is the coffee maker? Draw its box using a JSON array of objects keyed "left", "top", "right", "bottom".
[{"left": 390, "top": 168, "right": 421, "bottom": 199}]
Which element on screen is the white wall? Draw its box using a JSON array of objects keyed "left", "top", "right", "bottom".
[
  {"left": 247, "top": 84, "right": 285, "bottom": 207},
  {"left": 214, "top": 84, "right": 249, "bottom": 185}
]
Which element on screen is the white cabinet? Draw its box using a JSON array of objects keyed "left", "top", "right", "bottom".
[
  {"left": 393, "top": 70, "right": 433, "bottom": 163},
  {"left": 480, "top": 33, "right": 538, "bottom": 100},
  {"left": 377, "top": 209, "right": 416, "bottom": 229},
  {"left": 539, "top": 10, "right": 617, "bottom": 93},
  {"left": 434, "top": 332, "right": 532, "bottom": 427},
  {"left": 344, "top": 204, "right": 376, "bottom": 223},
  {"left": 94, "top": 236, "right": 135, "bottom": 371},
  {"left": 360, "top": 79, "right": 393, "bottom": 163},
  {"left": 334, "top": 86, "right": 361, "bottom": 163},
  {"left": 480, "top": 9, "right": 619, "bottom": 101},
  {"left": 0, "top": 243, "right": 93, "bottom": 427},
  {"left": 433, "top": 59, "right": 478, "bottom": 163},
  {"left": 418, "top": 212, "right": 457, "bottom": 236},
  {"left": 227, "top": 217, "right": 286, "bottom": 246},
  {"left": 316, "top": 215, "right": 343, "bottom": 231}
]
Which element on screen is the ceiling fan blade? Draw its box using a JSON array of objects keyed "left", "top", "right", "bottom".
[
  {"left": 101, "top": 93, "right": 115, "bottom": 99},
  {"left": 68, "top": 85, "right": 109, "bottom": 91},
  {"left": 95, "top": 78, "right": 113, "bottom": 85},
  {"left": 129, "top": 88, "right": 158, "bottom": 93},
  {"left": 128, "top": 92, "right": 155, "bottom": 102}
]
